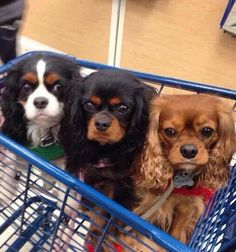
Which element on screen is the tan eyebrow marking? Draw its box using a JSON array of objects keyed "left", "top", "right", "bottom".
[
  {"left": 45, "top": 73, "right": 60, "bottom": 85},
  {"left": 22, "top": 72, "right": 37, "bottom": 84},
  {"left": 109, "top": 97, "right": 122, "bottom": 106},
  {"left": 90, "top": 95, "right": 102, "bottom": 105}
]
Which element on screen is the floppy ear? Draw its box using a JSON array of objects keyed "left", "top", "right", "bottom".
[
  {"left": 201, "top": 105, "right": 236, "bottom": 190},
  {"left": 217, "top": 108, "right": 236, "bottom": 162},
  {"left": 1, "top": 70, "right": 27, "bottom": 144},
  {"left": 132, "top": 84, "right": 157, "bottom": 125},
  {"left": 59, "top": 83, "right": 87, "bottom": 172},
  {"left": 139, "top": 101, "right": 173, "bottom": 191},
  {"left": 126, "top": 83, "right": 157, "bottom": 153}
]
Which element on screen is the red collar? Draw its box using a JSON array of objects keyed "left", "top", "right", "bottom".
[{"left": 173, "top": 186, "right": 214, "bottom": 204}]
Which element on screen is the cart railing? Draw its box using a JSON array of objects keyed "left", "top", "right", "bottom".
[{"left": 0, "top": 51, "right": 235, "bottom": 252}]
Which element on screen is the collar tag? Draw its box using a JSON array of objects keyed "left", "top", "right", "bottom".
[
  {"left": 174, "top": 171, "right": 195, "bottom": 188},
  {"left": 40, "top": 135, "right": 56, "bottom": 147}
]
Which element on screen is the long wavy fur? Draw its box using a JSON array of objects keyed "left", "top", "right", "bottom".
[
  {"left": 199, "top": 101, "right": 236, "bottom": 190},
  {"left": 138, "top": 100, "right": 173, "bottom": 191},
  {"left": 1, "top": 53, "right": 82, "bottom": 145},
  {"left": 60, "top": 70, "right": 157, "bottom": 175},
  {"left": 1, "top": 62, "right": 28, "bottom": 144}
]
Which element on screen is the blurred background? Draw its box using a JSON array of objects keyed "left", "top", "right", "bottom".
[{"left": 13, "top": 0, "right": 236, "bottom": 90}]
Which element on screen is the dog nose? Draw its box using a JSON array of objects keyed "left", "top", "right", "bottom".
[
  {"left": 95, "top": 117, "right": 112, "bottom": 131},
  {"left": 33, "top": 97, "right": 49, "bottom": 109},
  {"left": 180, "top": 144, "right": 198, "bottom": 159}
]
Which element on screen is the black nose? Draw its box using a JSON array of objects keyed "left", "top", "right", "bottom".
[
  {"left": 95, "top": 117, "right": 112, "bottom": 131},
  {"left": 33, "top": 97, "right": 49, "bottom": 109},
  {"left": 180, "top": 144, "right": 198, "bottom": 159}
]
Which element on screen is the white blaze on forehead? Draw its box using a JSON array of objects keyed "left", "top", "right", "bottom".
[
  {"left": 36, "top": 60, "right": 46, "bottom": 84},
  {"left": 23, "top": 59, "right": 64, "bottom": 128}
]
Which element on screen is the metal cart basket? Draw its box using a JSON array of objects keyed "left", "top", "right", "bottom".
[{"left": 0, "top": 51, "right": 235, "bottom": 252}]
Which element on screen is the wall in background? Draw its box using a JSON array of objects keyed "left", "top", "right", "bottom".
[
  {"left": 22, "top": 0, "right": 112, "bottom": 63},
  {"left": 21, "top": 0, "right": 235, "bottom": 89},
  {"left": 121, "top": 0, "right": 236, "bottom": 89}
]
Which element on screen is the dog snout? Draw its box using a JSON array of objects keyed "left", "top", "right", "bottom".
[
  {"left": 95, "top": 115, "right": 112, "bottom": 132},
  {"left": 180, "top": 144, "right": 198, "bottom": 159},
  {"left": 33, "top": 97, "right": 49, "bottom": 109}
]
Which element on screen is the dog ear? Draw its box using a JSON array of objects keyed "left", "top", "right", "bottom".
[
  {"left": 132, "top": 84, "right": 156, "bottom": 126},
  {"left": 126, "top": 83, "right": 157, "bottom": 152},
  {"left": 201, "top": 105, "right": 235, "bottom": 190},
  {"left": 59, "top": 83, "right": 87, "bottom": 171},
  {"left": 217, "top": 107, "right": 236, "bottom": 162},
  {"left": 1, "top": 69, "right": 27, "bottom": 144},
  {"left": 139, "top": 99, "right": 173, "bottom": 191}
]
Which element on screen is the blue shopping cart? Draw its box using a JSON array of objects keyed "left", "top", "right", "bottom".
[{"left": 0, "top": 51, "right": 235, "bottom": 252}]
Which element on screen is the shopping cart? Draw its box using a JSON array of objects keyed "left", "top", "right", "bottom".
[{"left": 0, "top": 51, "right": 235, "bottom": 252}]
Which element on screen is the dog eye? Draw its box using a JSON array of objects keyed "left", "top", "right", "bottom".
[
  {"left": 200, "top": 127, "right": 214, "bottom": 138},
  {"left": 21, "top": 82, "right": 32, "bottom": 92},
  {"left": 163, "top": 128, "right": 177, "bottom": 137},
  {"left": 84, "top": 101, "right": 96, "bottom": 112},
  {"left": 115, "top": 104, "right": 129, "bottom": 114},
  {"left": 53, "top": 80, "right": 63, "bottom": 91}
]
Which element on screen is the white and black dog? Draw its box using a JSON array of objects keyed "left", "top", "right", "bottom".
[{"left": 0, "top": 53, "right": 81, "bottom": 207}]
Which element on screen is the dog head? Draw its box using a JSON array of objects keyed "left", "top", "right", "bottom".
[
  {"left": 141, "top": 95, "right": 236, "bottom": 190},
  {"left": 82, "top": 71, "right": 148, "bottom": 145},
  {"left": 61, "top": 69, "right": 156, "bottom": 170},
  {"left": 1, "top": 53, "right": 81, "bottom": 144}
]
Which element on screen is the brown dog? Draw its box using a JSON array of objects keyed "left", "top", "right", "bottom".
[{"left": 123, "top": 94, "right": 236, "bottom": 251}]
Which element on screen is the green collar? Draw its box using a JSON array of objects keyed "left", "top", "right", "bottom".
[{"left": 29, "top": 142, "right": 64, "bottom": 161}]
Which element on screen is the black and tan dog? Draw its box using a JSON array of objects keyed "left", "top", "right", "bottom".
[{"left": 60, "top": 69, "right": 156, "bottom": 248}]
